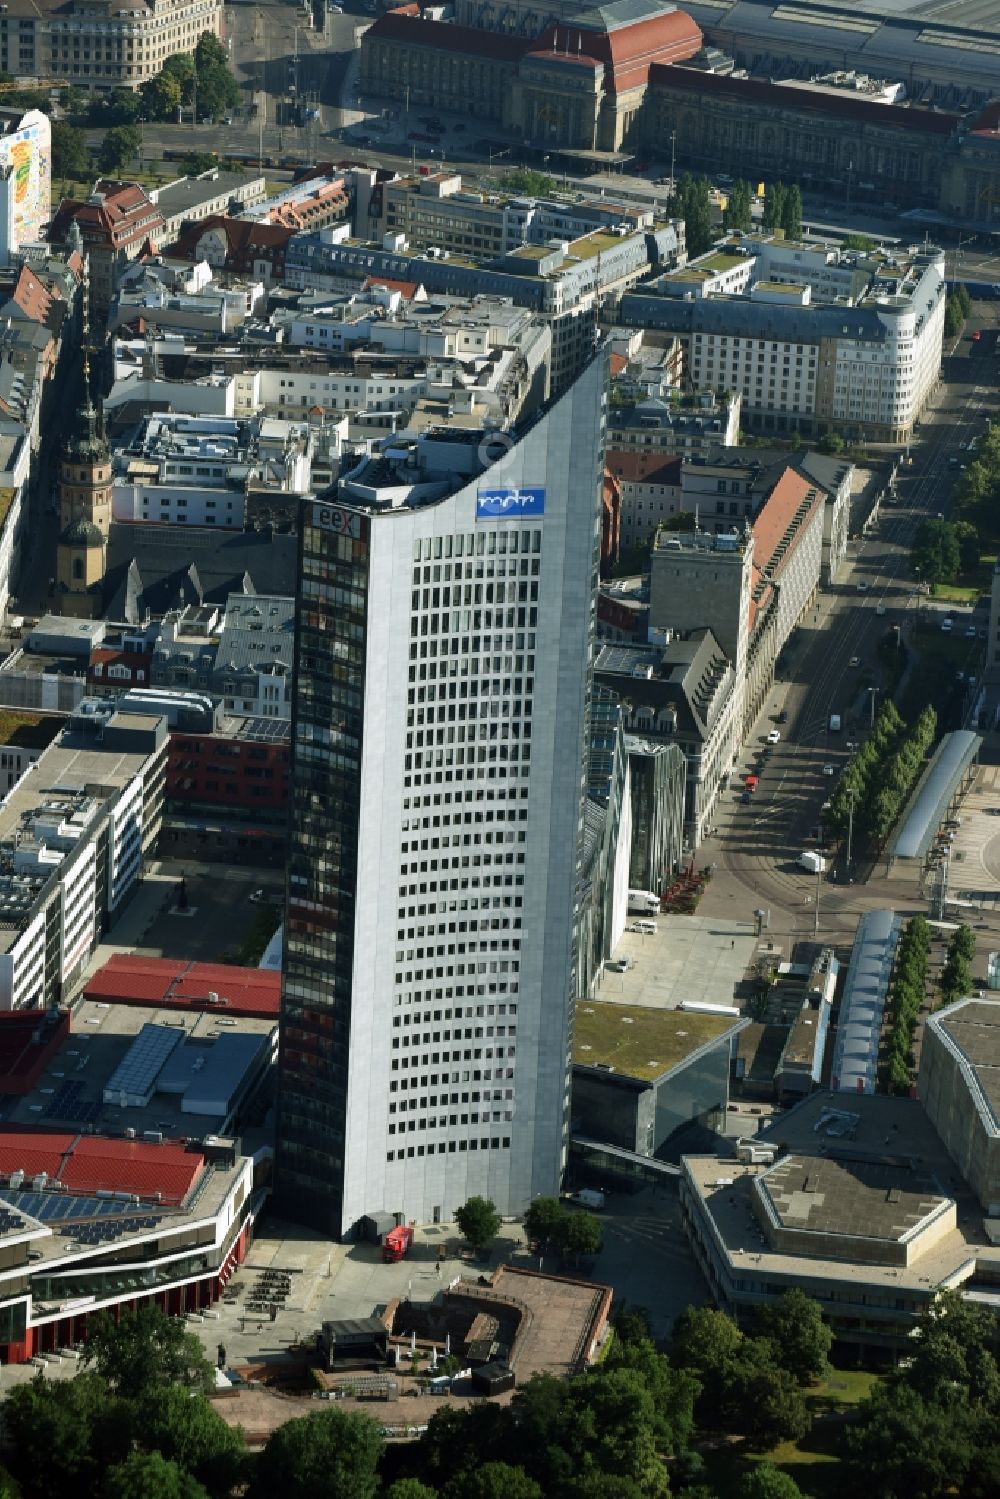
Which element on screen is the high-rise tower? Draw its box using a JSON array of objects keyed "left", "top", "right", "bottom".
[{"left": 276, "top": 350, "right": 607, "bottom": 1237}]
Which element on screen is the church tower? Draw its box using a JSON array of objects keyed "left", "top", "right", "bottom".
[{"left": 56, "top": 356, "right": 111, "bottom": 618}]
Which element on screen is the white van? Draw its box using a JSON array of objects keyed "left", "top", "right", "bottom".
[
  {"left": 829, "top": 713, "right": 842, "bottom": 732},
  {"left": 633, "top": 920, "right": 658, "bottom": 935}
]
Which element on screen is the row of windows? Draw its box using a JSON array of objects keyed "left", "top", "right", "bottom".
[{"left": 386, "top": 1137, "right": 510, "bottom": 1160}]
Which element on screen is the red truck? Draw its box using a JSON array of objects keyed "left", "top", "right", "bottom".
[{"left": 382, "top": 1224, "right": 414, "bottom": 1263}]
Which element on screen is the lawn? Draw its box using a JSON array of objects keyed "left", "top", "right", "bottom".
[
  {"left": 899, "top": 623, "right": 982, "bottom": 727},
  {"left": 699, "top": 1369, "right": 877, "bottom": 1499}
]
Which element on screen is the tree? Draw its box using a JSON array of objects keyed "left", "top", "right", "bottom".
[
  {"left": 845, "top": 1380, "right": 975, "bottom": 1499},
  {"left": 675, "top": 175, "right": 714, "bottom": 258},
  {"left": 102, "top": 1452, "right": 210, "bottom": 1499},
  {"left": 124, "top": 1385, "right": 244, "bottom": 1493},
  {"left": 662, "top": 512, "right": 698, "bottom": 531},
  {"left": 911, "top": 518, "right": 960, "bottom": 586},
  {"left": 251, "top": 1409, "right": 382, "bottom": 1499},
  {"left": 555, "top": 1209, "right": 602, "bottom": 1264},
  {"left": 455, "top": 1195, "right": 501, "bottom": 1254},
  {"left": 611, "top": 1302, "right": 653, "bottom": 1346},
  {"left": 161, "top": 51, "right": 197, "bottom": 105},
  {"left": 51, "top": 122, "right": 90, "bottom": 182},
  {"left": 953, "top": 519, "right": 980, "bottom": 574},
  {"left": 97, "top": 125, "right": 142, "bottom": 176},
  {"left": 752, "top": 1288, "right": 832, "bottom": 1386},
  {"left": 2, "top": 1372, "right": 127, "bottom": 1498},
  {"left": 603, "top": 1336, "right": 698, "bottom": 1455},
  {"left": 761, "top": 182, "right": 787, "bottom": 232},
  {"left": 524, "top": 1196, "right": 565, "bottom": 1248},
  {"left": 843, "top": 233, "right": 876, "bottom": 251},
  {"left": 738, "top": 1465, "right": 804, "bottom": 1499},
  {"left": 780, "top": 183, "right": 803, "bottom": 239},
  {"left": 181, "top": 152, "right": 219, "bottom": 176},
  {"left": 443, "top": 1464, "right": 543, "bottom": 1499},
  {"left": 81, "top": 1307, "right": 214, "bottom": 1396},
  {"left": 723, "top": 179, "right": 753, "bottom": 233},
  {"left": 731, "top": 1341, "right": 810, "bottom": 1450},
  {"left": 902, "top": 1289, "right": 1000, "bottom": 1411},
  {"left": 817, "top": 431, "right": 845, "bottom": 454},
  {"left": 384, "top": 1483, "right": 439, "bottom": 1499},
  {"left": 140, "top": 72, "right": 183, "bottom": 122}
]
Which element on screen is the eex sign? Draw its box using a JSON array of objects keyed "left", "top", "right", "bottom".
[{"left": 476, "top": 487, "right": 546, "bottom": 519}]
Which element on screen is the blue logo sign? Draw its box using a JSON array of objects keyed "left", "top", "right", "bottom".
[{"left": 476, "top": 487, "right": 545, "bottom": 519}]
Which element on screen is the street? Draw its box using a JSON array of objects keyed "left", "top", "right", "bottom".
[{"left": 697, "top": 308, "right": 1000, "bottom": 947}]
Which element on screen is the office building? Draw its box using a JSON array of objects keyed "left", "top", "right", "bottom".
[
  {"left": 276, "top": 350, "right": 608, "bottom": 1238},
  {"left": 5, "top": 0, "right": 222, "bottom": 92},
  {"left": 620, "top": 237, "right": 946, "bottom": 443},
  {"left": 360, "top": 0, "right": 703, "bottom": 152}
]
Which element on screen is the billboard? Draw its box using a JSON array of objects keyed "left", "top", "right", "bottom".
[
  {"left": 476, "top": 486, "right": 545, "bottom": 519},
  {"left": 0, "top": 111, "right": 51, "bottom": 252}
]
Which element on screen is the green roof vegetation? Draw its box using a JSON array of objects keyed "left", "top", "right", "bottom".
[
  {"left": 698, "top": 252, "right": 746, "bottom": 272},
  {"left": 574, "top": 1001, "right": 738, "bottom": 1081},
  {"left": 570, "top": 231, "right": 625, "bottom": 260},
  {"left": 0, "top": 711, "right": 60, "bottom": 751}
]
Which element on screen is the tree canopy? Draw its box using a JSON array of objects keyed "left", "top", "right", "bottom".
[
  {"left": 454, "top": 1196, "right": 501, "bottom": 1253},
  {"left": 251, "top": 1408, "right": 382, "bottom": 1499},
  {"left": 81, "top": 1307, "right": 215, "bottom": 1396}
]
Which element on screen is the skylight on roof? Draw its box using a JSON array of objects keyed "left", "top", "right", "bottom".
[{"left": 771, "top": 5, "right": 878, "bottom": 32}]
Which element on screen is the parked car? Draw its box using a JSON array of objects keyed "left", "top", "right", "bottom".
[{"left": 766, "top": 729, "right": 781, "bottom": 744}]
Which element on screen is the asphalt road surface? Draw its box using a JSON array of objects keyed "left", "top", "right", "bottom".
[{"left": 699, "top": 311, "right": 1000, "bottom": 945}]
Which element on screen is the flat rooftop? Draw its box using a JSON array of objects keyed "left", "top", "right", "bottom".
[
  {"left": 935, "top": 997, "right": 1000, "bottom": 1128},
  {"left": 760, "top": 1152, "right": 948, "bottom": 1245},
  {"left": 574, "top": 1001, "right": 740, "bottom": 1082},
  {"left": 600, "top": 915, "right": 756, "bottom": 1011},
  {"left": 85, "top": 955, "right": 281, "bottom": 1019},
  {"left": 5, "top": 995, "right": 276, "bottom": 1141}
]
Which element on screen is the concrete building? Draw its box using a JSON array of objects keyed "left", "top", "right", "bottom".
[
  {"left": 150, "top": 172, "right": 266, "bottom": 245},
  {"left": 577, "top": 685, "right": 632, "bottom": 1003},
  {"left": 920, "top": 997, "right": 1000, "bottom": 1215},
  {"left": 650, "top": 528, "right": 752, "bottom": 737},
  {"left": 624, "top": 735, "right": 686, "bottom": 891},
  {"left": 0, "top": 703, "right": 166, "bottom": 1011},
  {"left": 8, "top": 0, "right": 222, "bottom": 92},
  {"left": 366, "top": 172, "right": 677, "bottom": 261},
  {"left": 595, "top": 633, "right": 739, "bottom": 847},
  {"left": 607, "top": 452, "right": 682, "bottom": 552},
  {"left": 680, "top": 1091, "right": 987, "bottom": 1357},
  {"left": 50, "top": 184, "right": 165, "bottom": 315},
  {"left": 111, "top": 413, "right": 314, "bottom": 531},
  {"left": 360, "top": 0, "right": 703, "bottom": 153},
  {"left": 607, "top": 389, "right": 741, "bottom": 461},
  {"left": 572, "top": 1002, "right": 746, "bottom": 1156},
  {"left": 620, "top": 238, "right": 946, "bottom": 443},
  {"left": 276, "top": 349, "right": 609, "bottom": 1238},
  {"left": 285, "top": 220, "right": 682, "bottom": 393},
  {"left": 149, "top": 595, "right": 294, "bottom": 720}
]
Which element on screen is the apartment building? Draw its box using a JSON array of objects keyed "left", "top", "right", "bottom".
[
  {"left": 6, "top": 0, "right": 222, "bottom": 91},
  {"left": 0, "top": 705, "right": 166, "bottom": 1011},
  {"left": 111, "top": 412, "right": 314, "bottom": 530},
  {"left": 366, "top": 171, "right": 677, "bottom": 261},
  {"left": 285, "top": 221, "right": 682, "bottom": 392},
  {"left": 620, "top": 238, "right": 946, "bottom": 442},
  {"left": 595, "top": 633, "right": 740, "bottom": 847},
  {"left": 276, "top": 351, "right": 608, "bottom": 1237}
]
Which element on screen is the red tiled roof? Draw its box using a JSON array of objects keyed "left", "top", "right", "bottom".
[
  {"left": 366, "top": 11, "right": 532, "bottom": 62},
  {"left": 0, "top": 1130, "right": 75, "bottom": 1179},
  {"left": 609, "top": 353, "right": 628, "bottom": 377},
  {"left": 606, "top": 449, "right": 682, "bottom": 486},
  {"left": 749, "top": 468, "right": 821, "bottom": 629},
  {"left": 363, "top": 276, "right": 420, "bottom": 299},
  {"left": 10, "top": 264, "right": 54, "bottom": 324},
  {"left": 0, "top": 1010, "right": 70, "bottom": 1097},
  {"left": 171, "top": 215, "right": 296, "bottom": 264},
  {"left": 61, "top": 1137, "right": 203, "bottom": 1204},
  {"left": 537, "top": 11, "right": 702, "bottom": 92},
  {"left": 85, "top": 955, "right": 280, "bottom": 1019},
  {"left": 650, "top": 65, "right": 959, "bottom": 135}
]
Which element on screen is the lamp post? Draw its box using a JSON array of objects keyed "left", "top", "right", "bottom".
[
  {"left": 867, "top": 685, "right": 879, "bottom": 728},
  {"left": 813, "top": 862, "right": 821, "bottom": 939}
]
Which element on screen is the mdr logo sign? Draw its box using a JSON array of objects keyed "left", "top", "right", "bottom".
[{"left": 476, "top": 487, "right": 546, "bottom": 519}]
